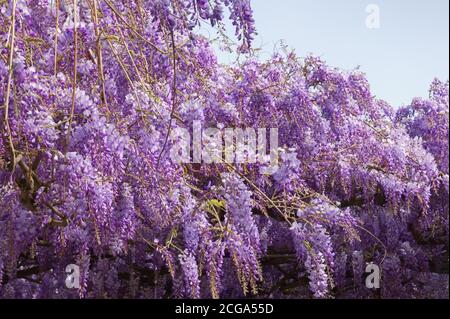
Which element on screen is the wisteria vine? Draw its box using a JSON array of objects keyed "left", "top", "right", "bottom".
[{"left": 0, "top": 0, "right": 448, "bottom": 299}]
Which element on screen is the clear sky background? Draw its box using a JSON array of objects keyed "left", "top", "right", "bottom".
[{"left": 205, "top": 0, "right": 449, "bottom": 107}]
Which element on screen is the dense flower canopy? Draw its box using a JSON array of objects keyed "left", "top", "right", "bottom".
[{"left": 0, "top": 0, "right": 448, "bottom": 299}]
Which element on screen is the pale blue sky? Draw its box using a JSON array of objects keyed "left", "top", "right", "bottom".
[{"left": 204, "top": 0, "right": 449, "bottom": 107}]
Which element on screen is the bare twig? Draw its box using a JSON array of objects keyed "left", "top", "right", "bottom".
[
  {"left": 103, "top": 0, "right": 167, "bottom": 54},
  {"left": 3, "top": 0, "right": 18, "bottom": 172},
  {"left": 157, "top": 30, "right": 177, "bottom": 167},
  {"left": 54, "top": 0, "right": 60, "bottom": 76},
  {"left": 65, "top": 0, "right": 78, "bottom": 153},
  {"left": 91, "top": 0, "right": 109, "bottom": 114}
]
